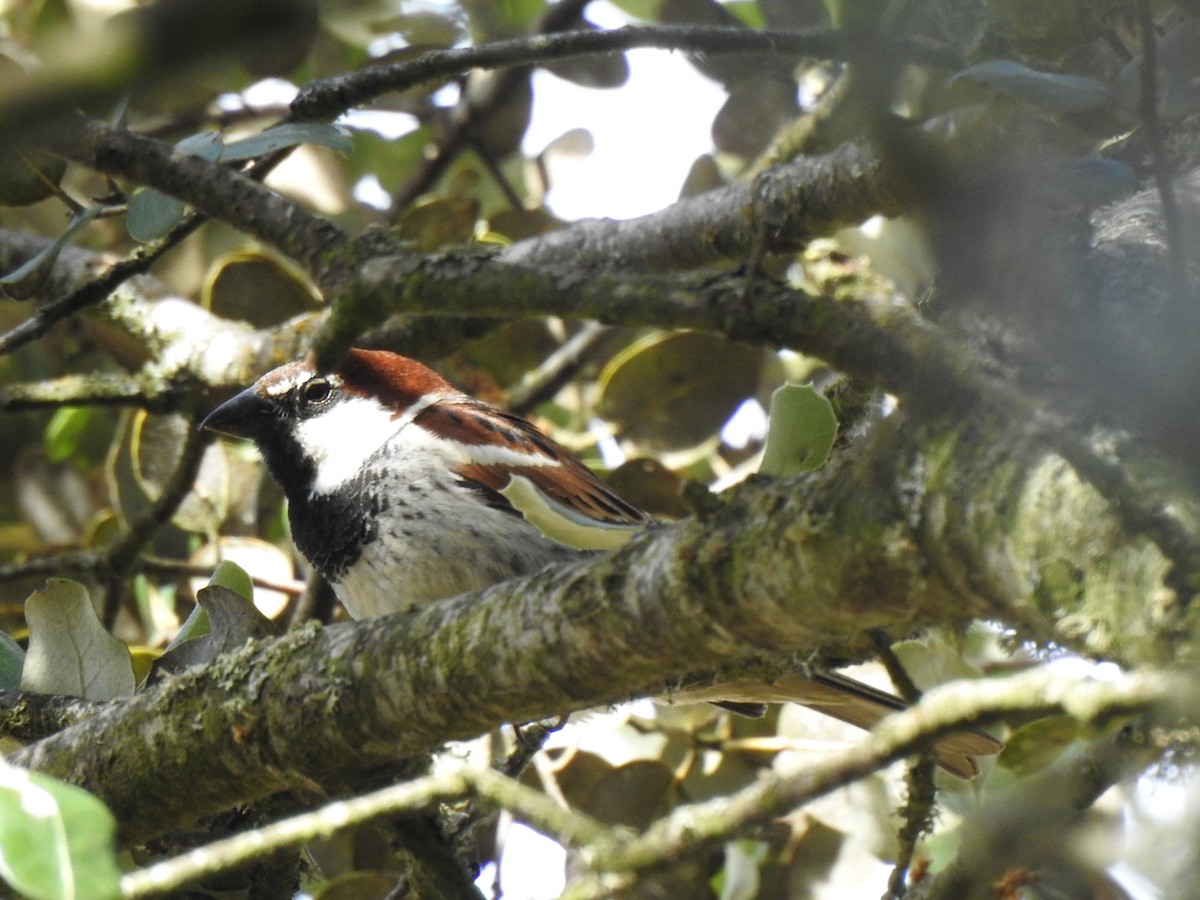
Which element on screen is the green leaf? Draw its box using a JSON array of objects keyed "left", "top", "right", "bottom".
[
  {"left": 126, "top": 131, "right": 223, "bottom": 242},
  {"left": 202, "top": 250, "right": 321, "bottom": 327},
  {"left": 175, "top": 131, "right": 225, "bottom": 159},
  {"left": 950, "top": 60, "right": 1109, "bottom": 113},
  {"left": 0, "top": 632, "right": 24, "bottom": 690},
  {"left": 759, "top": 384, "right": 837, "bottom": 477},
  {"left": 43, "top": 407, "right": 110, "bottom": 464},
  {"left": 162, "top": 556, "right": 258, "bottom": 652},
  {"left": 219, "top": 122, "right": 352, "bottom": 162},
  {"left": 22, "top": 579, "right": 135, "bottom": 701},
  {"left": 598, "top": 332, "right": 780, "bottom": 452},
  {"left": 166, "top": 603, "right": 211, "bottom": 650},
  {"left": 126, "top": 187, "right": 185, "bottom": 242},
  {"left": 604, "top": 0, "right": 661, "bottom": 22},
  {"left": 154, "top": 584, "right": 279, "bottom": 677},
  {"left": 0, "top": 205, "right": 103, "bottom": 297},
  {"left": 996, "top": 715, "right": 1087, "bottom": 775},
  {"left": 209, "top": 559, "right": 255, "bottom": 602},
  {"left": 0, "top": 757, "right": 122, "bottom": 900}
]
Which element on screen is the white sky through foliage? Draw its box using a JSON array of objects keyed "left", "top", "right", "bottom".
[{"left": 522, "top": 47, "right": 727, "bottom": 220}]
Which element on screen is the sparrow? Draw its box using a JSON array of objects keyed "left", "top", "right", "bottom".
[{"left": 201, "top": 348, "right": 999, "bottom": 776}]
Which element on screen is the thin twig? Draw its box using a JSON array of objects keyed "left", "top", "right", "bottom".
[
  {"left": 102, "top": 424, "right": 213, "bottom": 625},
  {"left": 388, "top": 0, "right": 590, "bottom": 213},
  {"left": 566, "top": 668, "right": 1170, "bottom": 897},
  {"left": 508, "top": 321, "right": 613, "bottom": 416},
  {"left": 885, "top": 756, "right": 937, "bottom": 900},
  {"left": 119, "top": 766, "right": 609, "bottom": 899},
  {"left": 0, "top": 214, "right": 203, "bottom": 356},
  {"left": 287, "top": 571, "right": 337, "bottom": 628},
  {"left": 0, "top": 550, "right": 100, "bottom": 585},
  {"left": 1136, "top": 0, "right": 1188, "bottom": 301},
  {"left": 140, "top": 557, "right": 305, "bottom": 597},
  {"left": 0, "top": 136, "right": 300, "bottom": 358},
  {"left": 290, "top": 27, "right": 960, "bottom": 123},
  {"left": 870, "top": 630, "right": 921, "bottom": 703}
]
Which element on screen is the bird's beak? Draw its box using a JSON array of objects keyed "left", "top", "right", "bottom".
[{"left": 200, "top": 387, "right": 274, "bottom": 440}]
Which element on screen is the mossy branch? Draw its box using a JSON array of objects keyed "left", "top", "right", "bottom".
[
  {"left": 9, "top": 416, "right": 1184, "bottom": 844},
  {"left": 121, "top": 666, "right": 1173, "bottom": 897}
]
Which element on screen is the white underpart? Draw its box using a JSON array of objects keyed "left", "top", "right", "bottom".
[{"left": 325, "top": 419, "right": 580, "bottom": 618}]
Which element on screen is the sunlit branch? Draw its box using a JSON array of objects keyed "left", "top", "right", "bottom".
[
  {"left": 0, "top": 372, "right": 174, "bottom": 411},
  {"left": 116, "top": 666, "right": 1171, "bottom": 899},
  {"left": 120, "top": 766, "right": 608, "bottom": 899}
]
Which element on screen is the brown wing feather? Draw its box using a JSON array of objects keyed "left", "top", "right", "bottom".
[
  {"left": 417, "top": 400, "right": 651, "bottom": 528},
  {"left": 459, "top": 461, "right": 650, "bottom": 527}
]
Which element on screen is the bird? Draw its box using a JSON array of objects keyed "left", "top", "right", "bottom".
[{"left": 201, "top": 348, "right": 999, "bottom": 776}]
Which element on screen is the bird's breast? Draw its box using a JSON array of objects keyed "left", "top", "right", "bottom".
[{"left": 291, "top": 463, "right": 577, "bottom": 619}]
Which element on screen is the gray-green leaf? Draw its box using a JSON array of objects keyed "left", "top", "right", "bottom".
[
  {"left": 126, "top": 131, "right": 223, "bottom": 242},
  {"left": 22, "top": 579, "right": 135, "bottom": 701},
  {"left": 220, "top": 122, "right": 352, "bottom": 162},
  {"left": 951, "top": 60, "right": 1109, "bottom": 113},
  {"left": 759, "top": 384, "right": 837, "bottom": 477},
  {"left": 0, "top": 632, "right": 24, "bottom": 691}
]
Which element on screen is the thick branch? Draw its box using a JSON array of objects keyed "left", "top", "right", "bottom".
[
  {"left": 37, "top": 120, "right": 348, "bottom": 280},
  {"left": 32, "top": 117, "right": 905, "bottom": 293},
  {"left": 326, "top": 248, "right": 1200, "bottom": 592},
  {"left": 10, "top": 415, "right": 1182, "bottom": 843},
  {"left": 0, "top": 690, "right": 103, "bottom": 742},
  {"left": 504, "top": 141, "right": 899, "bottom": 270}
]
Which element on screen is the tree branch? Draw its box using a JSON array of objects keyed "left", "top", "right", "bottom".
[
  {"left": 9, "top": 414, "right": 1184, "bottom": 843},
  {"left": 38, "top": 119, "right": 349, "bottom": 281},
  {"left": 0, "top": 689, "right": 103, "bottom": 742},
  {"left": 121, "top": 765, "right": 607, "bottom": 898},
  {"left": 569, "top": 669, "right": 1169, "bottom": 898},
  {"left": 1136, "top": 0, "right": 1187, "bottom": 303},
  {"left": 327, "top": 248, "right": 1200, "bottom": 593},
  {"left": 116, "top": 665, "right": 1172, "bottom": 898},
  {"left": 503, "top": 140, "right": 900, "bottom": 270},
  {"left": 289, "top": 26, "right": 959, "bottom": 124}
]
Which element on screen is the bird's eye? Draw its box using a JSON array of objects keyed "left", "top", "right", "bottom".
[{"left": 300, "top": 378, "right": 333, "bottom": 407}]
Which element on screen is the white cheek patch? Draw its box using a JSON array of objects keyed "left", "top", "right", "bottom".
[{"left": 295, "top": 396, "right": 404, "bottom": 493}]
